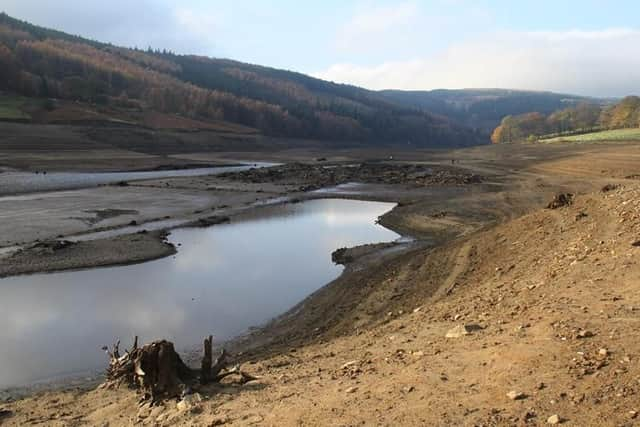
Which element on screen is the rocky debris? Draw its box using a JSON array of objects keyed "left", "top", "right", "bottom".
[
  {"left": 79, "top": 208, "right": 139, "bottom": 226},
  {"left": 22, "top": 239, "right": 75, "bottom": 255},
  {"left": 331, "top": 243, "right": 396, "bottom": 265},
  {"left": 445, "top": 324, "right": 483, "bottom": 338},
  {"left": 547, "top": 414, "right": 562, "bottom": 424},
  {"left": 576, "top": 330, "right": 594, "bottom": 339},
  {"left": 575, "top": 211, "right": 588, "bottom": 221},
  {"left": 506, "top": 391, "right": 526, "bottom": 400},
  {"left": 177, "top": 393, "right": 203, "bottom": 413},
  {"left": 218, "top": 162, "right": 483, "bottom": 188},
  {"left": 547, "top": 193, "right": 574, "bottom": 209},
  {"left": 601, "top": 184, "right": 619, "bottom": 192},
  {"left": 192, "top": 216, "right": 230, "bottom": 228}
]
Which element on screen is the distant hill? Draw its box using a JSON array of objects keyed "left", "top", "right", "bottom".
[
  {"left": 0, "top": 13, "right": 484, "bottom": 148},
  {"left": 379, "top": 89, "right": 599, "bottom": 132}
]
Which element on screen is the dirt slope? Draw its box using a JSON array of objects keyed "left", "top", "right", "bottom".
[{"left": 4, "top": 171, "right": 640, "bottom": 425}]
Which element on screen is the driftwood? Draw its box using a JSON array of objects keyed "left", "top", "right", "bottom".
[{"left": 103, "top": 336, "right": 256, "bottom": 402}]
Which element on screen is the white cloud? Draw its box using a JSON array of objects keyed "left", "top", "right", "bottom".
[
  {"left": 315, "top": 29, "right": 640, "bottom": 97},
  {"left": 174, "top": 7, "right": 222, "bottom": 42},
  {"left": 335, "top": 1, "right": 420, "bottom": 53}
]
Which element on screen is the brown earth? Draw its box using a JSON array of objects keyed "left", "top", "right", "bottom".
[{"left": 3, "top": 139, "right": 640, "bottom": 425}]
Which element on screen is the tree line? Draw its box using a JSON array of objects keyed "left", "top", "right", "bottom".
[{"left": 491, "top": 97, "right": 640, "bottom": 143}]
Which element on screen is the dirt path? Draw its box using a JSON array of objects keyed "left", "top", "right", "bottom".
[{"left": 438, "top": 241, "right": 473, "bottom": 298}]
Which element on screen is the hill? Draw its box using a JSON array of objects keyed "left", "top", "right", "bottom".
[
  {"left": 379, "top": 88, "right": 594, "bottom": 132},
  {"left": 0, "top": 13, "right": 484, "bottom": 148},
  {"left": 490, "top": 96, "right": 638, "bottom": 144}
]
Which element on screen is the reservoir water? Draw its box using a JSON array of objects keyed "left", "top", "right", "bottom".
[{"left": 0, "top": 198, "right": 399, "bottom": 388}]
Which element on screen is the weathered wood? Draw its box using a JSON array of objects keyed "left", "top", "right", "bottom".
[
  {"left": 201, "top": 335, "right": 213, "bottom": 384},
  {"left": 103, "top": 336, "right": 258, "bottom": 402},
  {"left": 212, "top": 348, "right": 228, "bottom": 379}
]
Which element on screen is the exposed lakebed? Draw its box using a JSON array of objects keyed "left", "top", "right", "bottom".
[
  {"left": 0, "top": 163, "right": 274, "bottom": 196},
  {"left": 0, "top": 198, "right": 399, "bottom": 388}
]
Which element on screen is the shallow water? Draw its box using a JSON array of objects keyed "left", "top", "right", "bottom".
[
  {"left": 0, "top": 162, "right": 273, "bottom": 196},
  {"left": 0, "top": 198, "right": 399, "bottom": 388}
]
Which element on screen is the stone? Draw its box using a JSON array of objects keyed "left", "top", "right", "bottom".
[
  {"left": 507, "top": 391, "right": 526, "bottom": 400},
  {"left": 345, "top": 386, "right": 358, "bottom": 394},
  {"left": 445, "top": 324, "right": 483, "bottom": 338},
  {"left": 577, "top": 330, "right": 594, "bottom": 339},
  {"left": 598, "top": 348, "right": 609, "bottom": 357},
  {"left": 547, "top": 414, "right": 562, "bottom": 424},
  {"left": 341, "top": 361, "right": 358, "bottom": 370},
  {"left": 176, "top": 393, "right": 202, "bottom": 412}
]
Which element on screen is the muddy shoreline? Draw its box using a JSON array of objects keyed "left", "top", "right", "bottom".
[
  {"left": 0, "top": 143, "right": 628, "bottom": 401},
  {"left": 0, "top": 162, "right": 484, "bottom": 397}
]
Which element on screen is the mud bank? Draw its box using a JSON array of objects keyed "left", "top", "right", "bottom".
[{"left": 0, "top": 231, "right": 176, "bottom": 278}]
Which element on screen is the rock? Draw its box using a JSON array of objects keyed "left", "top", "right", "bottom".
[
  {"left": 547, "top": 414, "right": 562, "bottom": 424},
  {"left": 576, "top": 330, "right": 594, "bottom": 339},
  {"left": 506, "top": 391, "right": 526, "bottom": 400},
  {"left": 546, "top": 193, "right": 573, "bottom": 209},
  {"left": 445, "top": 324, "right": 483, "bottom": 338},
  {"left": 630, "top": 410, "right": 638, "bottom": 419},
  {"left": 0, "top": 408, "right": 11, "bottom": 419},
  {"left": 176, "top": 393, "right": 202, "bottom": 412},
  {"left": 598, "top": 348, "right": 609, "bottom": 357},
  {"left": 345, "top": 386, "right": 358, "bottom": 394},
  {"left": 340, "top": 361, "right": 358, "bottom": 370}
]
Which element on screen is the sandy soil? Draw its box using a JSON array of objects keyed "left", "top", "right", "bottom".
[{"left": 2, "top": 140, "right": 640, "bottom": 425}]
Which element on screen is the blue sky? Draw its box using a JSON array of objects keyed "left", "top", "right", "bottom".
[{"left": 3, "top": 1, "right": 640, "bottom": 96}]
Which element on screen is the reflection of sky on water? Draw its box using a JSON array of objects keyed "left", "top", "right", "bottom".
[{"left": 0, "top": 199, "right": 398, "bottom": 388}]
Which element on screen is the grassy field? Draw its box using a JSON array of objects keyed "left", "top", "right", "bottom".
[
  {"left": 541, "top": 128, "right": 640, "bottom": 143},
  {"left": 0, "top": 95, "right": 31, "bottom": 120}
]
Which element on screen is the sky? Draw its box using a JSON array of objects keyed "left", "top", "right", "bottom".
[{"left": 2, "top": 0, "right": 640, "bottom": 97}]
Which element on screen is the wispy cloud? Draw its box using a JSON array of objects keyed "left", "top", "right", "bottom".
[{"left": 315, "top": 29, "right": 640, "bottom": 97}]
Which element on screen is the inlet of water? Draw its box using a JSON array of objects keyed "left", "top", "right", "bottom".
[{"left": 0, "top": 198, "right": 399, "bottom": 388}]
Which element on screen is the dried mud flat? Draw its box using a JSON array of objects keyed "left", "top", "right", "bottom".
[{"left": 3, "top": 142, "right": 640, "bottom": 425}]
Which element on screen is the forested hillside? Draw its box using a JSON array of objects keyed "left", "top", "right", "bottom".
[
  {"left": 379, "top": 89, "right": 592, "bottom": 132},
  {"left": 0, "top": 13, "right": 483, "bottom": 147},
  {"left": 490, "top": 97, "right": 638, "bottom": 143}
]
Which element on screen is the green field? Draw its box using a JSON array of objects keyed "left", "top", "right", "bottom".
[
  {"left": 0, "top": 95, "right": 32, "bottom": 120},
  {"left": 541, "top": 128, "right": 640, "bottom": 143}
]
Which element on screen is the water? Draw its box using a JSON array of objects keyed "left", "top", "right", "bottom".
[
  {"left": 0, "top": 199, "right": 399, "bottom": 388},
  {"left": 0, "top": 162, "right": 274, "bottom": 196}
]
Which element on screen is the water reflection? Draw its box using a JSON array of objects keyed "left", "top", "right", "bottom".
[{"left": 0, "top": 199, "right": 398, "bottom": 388}]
